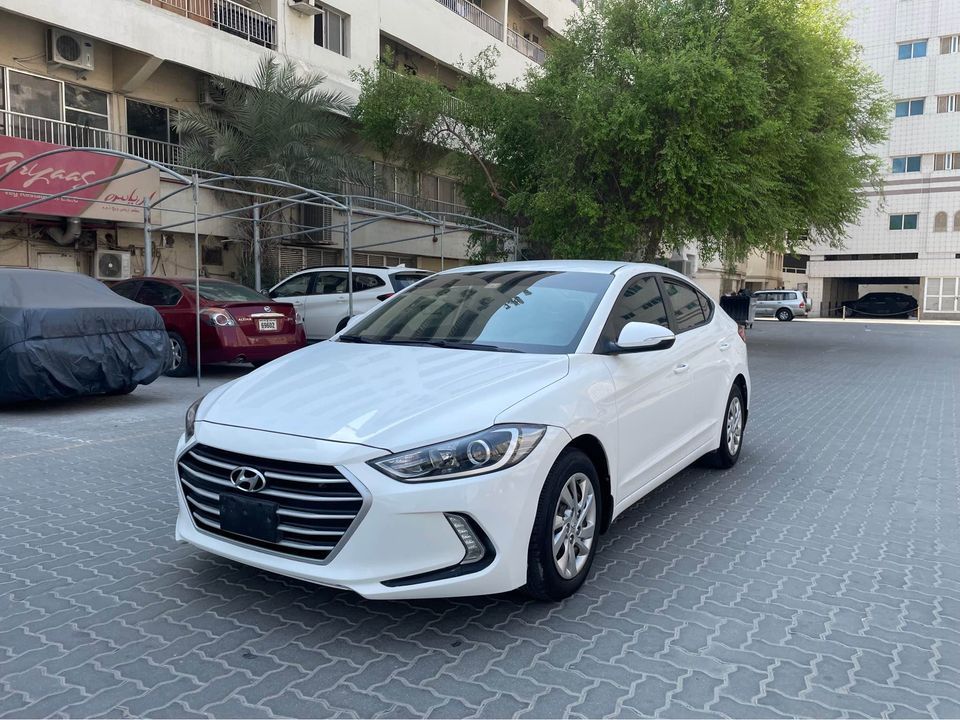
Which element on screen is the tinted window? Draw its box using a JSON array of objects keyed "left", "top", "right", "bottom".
[
  {"left": 183, "top": 281, "right": 268, "bottom": 302},
  {"left": 112, "top": 281, "right": 139, "bottom": 300},
  {"left": 345, "top": 271, "right": 613, "bottom": 354},
  {"left": 314, "top": 272, "right": 348, "bottom": 295},
  {"left": 137, "top": 281, "right": 182, "bottom": 306},
  {"left": 663, "top": 280, "right": 707, "bottom": 332},
  {"left": 606, "top": 275, "right": 669, "bottom": 339},
  {"left": 274, "top": 273, "right": 313, "bottom": 297},
  {"left": 353, "top": 273, "right": 386, "bottom": 292},
  {"left": 391, "top": 272, "right": 431, "bottom": 291}
]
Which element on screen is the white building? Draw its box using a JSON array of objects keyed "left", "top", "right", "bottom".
[
  {"left": 805, "top": 0, "right": 960, "bottom": 320},
  {"left": 0, "top": 0, "right": 578, "bottom": 280}
]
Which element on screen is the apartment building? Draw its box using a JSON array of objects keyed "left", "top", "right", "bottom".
[
  {"left": 0, "top": 0, "right": 577, "bottom": 282},
  {"left": 804, "top": 0, "right": 960, "bottom": 319}
]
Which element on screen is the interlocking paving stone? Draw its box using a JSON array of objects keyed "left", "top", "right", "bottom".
[{"left": 2, "top": 322, "right": 959, "bottom": 717}]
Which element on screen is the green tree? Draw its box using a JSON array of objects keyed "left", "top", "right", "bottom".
[{"left": 354, "top": 0, "right": 889, "bottom": 263}]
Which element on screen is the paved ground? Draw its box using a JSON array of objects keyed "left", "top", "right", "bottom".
[{"left": 1, "top": 321, "right": 959, "bottom": 718}]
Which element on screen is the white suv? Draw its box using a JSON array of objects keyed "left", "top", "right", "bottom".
[{"left": 269, "top": 266, "right": 432, "bottom": 341}]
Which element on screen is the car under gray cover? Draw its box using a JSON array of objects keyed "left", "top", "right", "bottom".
[{"left": 0, "top": 268, "right": 170, "bottom": 403}]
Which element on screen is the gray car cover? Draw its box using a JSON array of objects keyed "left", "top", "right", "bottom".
[{"left": 0, "top": 268, "right": 170, "bottom": 403}]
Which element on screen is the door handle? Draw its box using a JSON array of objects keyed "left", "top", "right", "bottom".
[
  {"left": 673, "top": 363, "right": 690, "bottom": 374},
  {"left": 719, "top": 341, "right": 731, "bottom": 351}
]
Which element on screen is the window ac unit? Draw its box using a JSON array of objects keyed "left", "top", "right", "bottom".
[
  {"left": 95, "top": 250, "right": 131, "bottom": 281},
  {"left": 288, "top": 0, "right": 322, "bottom": 15},
  {"left": 198, "top": 76, "right": 228, "bottom": 108},
  {"left": 47, "top": 29, "right": 95, "bottom": 71}
]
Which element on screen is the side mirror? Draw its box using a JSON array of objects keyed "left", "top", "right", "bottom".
[{"left": 607, "top": 322, "right": 676, "bottom": 354}]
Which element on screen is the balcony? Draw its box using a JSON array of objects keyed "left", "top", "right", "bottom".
[
  {"left": 507, "top": 28, "right": 546, "bottom": 65},
  {"left": 0, "top": 110, "right": 183, "bottom": 167},
  {"left": 141, "top": 0, "right": 277, "bottom": 48},
  {"left": 434, "top": 0, "right": 504, "bottom": 40}
]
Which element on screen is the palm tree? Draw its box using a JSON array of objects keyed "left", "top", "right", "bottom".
[
  {"left": 175, "top": 56, "right": 369, "bottom": 287},
  {"left": 176, "top": 55, "right": 361, "bottom": 188}
]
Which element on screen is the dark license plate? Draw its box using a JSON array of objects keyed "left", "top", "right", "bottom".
[{"left": 220, "top": 494, "right": 279, "bottom": 543}]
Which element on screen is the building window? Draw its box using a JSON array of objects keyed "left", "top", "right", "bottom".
[
  {"left": 889, "top": 213, "right": 919, "bottom": 230},
  {"left": 934, "top": 212, "right": 948, "bottom": 232},
  {"left": 202, "top": 246, "right": 224, "bottom": 266},
  {"left": 126, "top": 100, "right": 179, "bottom": 144},
  {"left": 934, "top": 152, "right": 960, "bottom": 171},
  {"left": 941, "top": 35, "right": 960, "bottom": 54},
  {"left": 925, "top": 277, "right": 960, "bottom": 313},
  {"left": 314, "top": 7, "right": 346, "bottom": 56},
  {"left": 892, "top": 155, "right": 922, "bottom": 173},
  {"left": 2, "top": 68, "right": 110, "bottom": 145},
  {"left": 937, "top": 94, "right": 960, "bottom": 113},
  {"left": 895, "top": 98, "right": 925, "bottom": 117},
  {"left": 955, "top": 211, "right": 960, "bottom": 231},
  {"left": 898, "top": 40, "right": 928, "bottom": 59}
]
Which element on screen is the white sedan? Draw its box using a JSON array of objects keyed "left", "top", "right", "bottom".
[{"left": 175, "top": 261, "right": 750, "bottom": 600}]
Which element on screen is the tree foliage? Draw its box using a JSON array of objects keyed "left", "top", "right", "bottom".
[{"left": 354, "top": 0, "right": 889, "bottom": 262}]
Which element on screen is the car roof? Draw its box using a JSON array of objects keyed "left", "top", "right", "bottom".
[
  {"left": 437, "top": 260, "right": 680, "bottom": 277},
  {"left": 119, "top": 277, "right": 246, "bottom": 287},
  {"left": 294, "top": 265, "right": 428, "bottom": 273}
]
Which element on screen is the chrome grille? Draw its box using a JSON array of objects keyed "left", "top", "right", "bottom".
[{"left": 177, "top": 444, "right": 365, "bottom": 561}]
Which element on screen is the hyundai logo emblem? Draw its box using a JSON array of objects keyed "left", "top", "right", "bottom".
[{"left": 229, "top": 466, "right": 267, "bottom": 493}]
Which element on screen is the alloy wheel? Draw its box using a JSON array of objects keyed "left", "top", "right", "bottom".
[
  {"left": 170, "top": 337, "right": 182, "bottom": 370},
  {"left": 552, "top": 472, "right": 597, "bottom": 580},
  {"left": 726, "top": 395, "right": 743, "bottom": 456}
]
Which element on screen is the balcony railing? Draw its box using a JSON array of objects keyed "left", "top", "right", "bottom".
[
  {"left": 507, "top": 28, "right": 547, "bottom": 65},
  {"left": 340, "top": 180, "right": 469, "bottom": 218},
  {"left": 141, "top": 0, "right": 277, "bottom": 48},
  {"left": 434, "top": 0, "right": 504, "bottom": 40},
  {"left": 1, "top": 110, "right": 183, "bottom": 167}
]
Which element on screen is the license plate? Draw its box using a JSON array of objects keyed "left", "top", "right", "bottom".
[
  {"left": 258, "top": 319, "right": 279, "bottom": 332},
  {"left": 220, "top": 494, "right": 279, "bottom": 543}
]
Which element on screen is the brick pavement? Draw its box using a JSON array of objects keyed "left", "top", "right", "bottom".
[{"left": 1, "top": 322, "right": 959, "bottom": 718}]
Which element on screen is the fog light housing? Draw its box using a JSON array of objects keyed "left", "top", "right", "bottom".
[{"left": 445, "top": 513, "right": 486, "bottom": 564}]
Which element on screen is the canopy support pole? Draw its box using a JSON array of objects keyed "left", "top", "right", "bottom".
[
  {"left": 346, "top": 197, "right": 354, "bottom": 319},
  {"left": 143, "top": 197, "right": 153, "bottom": 276},
  {"left": 193, "top": 173, "right": 202, "bottom": 388},
  {"left": 253, "top": 204, "right": 262, "bottom": 292}
]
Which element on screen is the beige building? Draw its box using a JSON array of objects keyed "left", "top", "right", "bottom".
[{"left": 0, "top": 0, "right": 578, "bottom": 282}]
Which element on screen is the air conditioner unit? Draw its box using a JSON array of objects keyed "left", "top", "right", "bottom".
[
  {"left": 95, "top": 250, "right": 131, "bottom": 281},
  {"left": 288, "top": 0, "right": 322, "bottom": 15},
  {"left": 199, "top": 76, "right": 228, "bottom": 108},
  {"left": 47, "top": 29, "right": 95, "bottom": 71}
]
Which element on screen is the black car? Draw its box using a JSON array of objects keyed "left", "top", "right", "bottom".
[
  {"left": 841, "top": 292, "right": 918, "bottom": 318},
  {"left": 0, "top": 268, "right": 171, "bottom": 403}
]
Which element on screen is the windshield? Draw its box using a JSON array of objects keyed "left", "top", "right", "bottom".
[
  {"left": 184, "top": 281, "right": 270, "bottom": 303},
  {"left": 342, "top": 270, "right": 613, "bottom": 353}
]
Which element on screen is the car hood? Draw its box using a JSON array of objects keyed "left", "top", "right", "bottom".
[{"left": 199, "top": 341, "right": 569, "bottom": 451}]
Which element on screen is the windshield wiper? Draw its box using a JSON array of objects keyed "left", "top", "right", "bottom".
[{"left": 338, "top": 335, "right": 520, "bottom": 352}]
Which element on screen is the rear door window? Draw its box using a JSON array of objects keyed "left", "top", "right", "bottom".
[
  {"left": 353, "top": 273, "right": 386, "bottom": 292},
  {"left": 663, "top": 279, "right": 708, "bottom": 332},
  {"left": 314, "top": 272, "right": 348, "bottom": 294},
  {"left": 136, "top": 281, "right": 182, "bottom": 307}
]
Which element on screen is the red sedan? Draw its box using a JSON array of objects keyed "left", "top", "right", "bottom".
[{"left": 111, "top": 277, "right": 307, "bottom": 376}]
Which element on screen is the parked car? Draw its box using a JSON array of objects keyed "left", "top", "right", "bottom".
[
  {"left": 269, "top": 265, "right": 432, "bottom": 341},
  {"left": 752, "top": 289, "right": 809, "bottom": 321},
  {"left": 842, "top": 292, "right": 918, "bottom": 318},
  {"left": 175, "top": 261, "right": 750, "bottom": 601},
  {"left": 111, "top": 277, "right": 306, "bottom": 377},
  {"left": 0, "top": 268, "right": 169, "bottom": 403}
]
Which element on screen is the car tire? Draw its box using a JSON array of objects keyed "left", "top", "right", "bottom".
[
  {"left": 776, "top": 308, "right": 793, "bottom": 322},
  {"left": 165, "top": 332, "right": 193, "bottom": 378},
  {"left": 708, "top": 384, "right": 746, "bottom": 469},
  {"left": 524, "top": 449, "right": 601, "bottom": 601}
]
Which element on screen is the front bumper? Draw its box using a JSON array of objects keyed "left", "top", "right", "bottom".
[{"left": 174, "top": 421, "right": 570, "bottom": 599}]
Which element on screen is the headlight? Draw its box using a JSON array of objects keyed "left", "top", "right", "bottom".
[
  {"left": 185, "top": 395, "right": 205, "bottom": 438},
  {"left": 370, "top": 425, "right": 546, "bottom": 482}
]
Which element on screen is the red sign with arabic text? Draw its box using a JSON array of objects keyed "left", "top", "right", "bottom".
[{"left": 0, "top": 136, "right": 160, "bottom": 222}]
